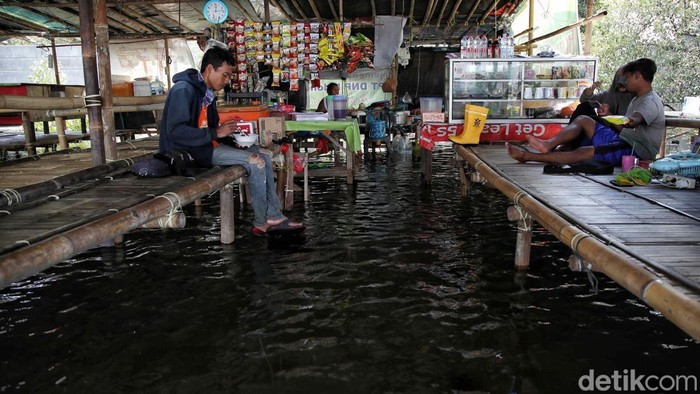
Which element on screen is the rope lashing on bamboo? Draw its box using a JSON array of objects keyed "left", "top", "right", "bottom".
[
  {"left": 511, "top": 191, "right": 532, "bottom": 232},
  {"left": 569, "top": 233, "right": 591, "bottom": 257},
  {"left": 47, "top": 195, "right": 60, "bottom": 200},
  {"left": 1, "top": 189, "right": 22, "bottom": 206},
  {"left": 83, "top": 94, "right": 102, "bottom": 108},
  {"left": 14, "top": 240, "right": 30, "bottom": 247},
  {"left": 0, "top": 210, "right": 10, "bottom": 215},
  {"left": 155, "top": 192, "right": 183, "bottom": 217}
]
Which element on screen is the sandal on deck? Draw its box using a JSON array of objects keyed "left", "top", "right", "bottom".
[
  {"left": 267, "top": 219, "right": 305, "bottom": 236},
  {"left": 252, "top": 225, "right": 269, "bottom": 236}
]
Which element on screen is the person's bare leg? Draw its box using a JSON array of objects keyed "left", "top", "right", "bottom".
[
  {"left": 526, "top": 116, "right": 598, "bottom": 153},
  {"left": 507, "top": 143, "right": 595, "bottom": 164}
]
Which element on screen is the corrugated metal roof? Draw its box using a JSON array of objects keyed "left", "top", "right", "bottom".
[{"left": 0, "top": 1, "right": 520, "bottom": 46}]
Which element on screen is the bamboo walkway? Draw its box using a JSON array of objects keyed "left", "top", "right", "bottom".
[
  {"left": 455, "top": 144, "right": 700, "bottom": 341},
  {"left": 0, "top": 137, "right": 247, "bottom": 288}
]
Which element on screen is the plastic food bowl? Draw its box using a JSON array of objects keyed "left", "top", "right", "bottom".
[{"left": 234, "top": 133, "right": 258, "bottom": 147}]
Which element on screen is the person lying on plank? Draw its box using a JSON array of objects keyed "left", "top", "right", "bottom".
[{"left": 507, "top": 58, "right": 664, "bottom": 166}]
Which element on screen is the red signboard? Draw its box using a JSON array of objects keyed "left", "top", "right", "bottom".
[{"left": 419, "top": 122, "right": 565, "bottom": 151}]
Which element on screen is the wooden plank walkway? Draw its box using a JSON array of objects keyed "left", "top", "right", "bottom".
[
  {"left": 0, "top": 130, "right": 90, "bottom": 159},
  {"left": 0, "top": 137, "right": 247, "bottom": 287},
  {"left": 456, "top": 144, "right": 700, "bottom": 339}
]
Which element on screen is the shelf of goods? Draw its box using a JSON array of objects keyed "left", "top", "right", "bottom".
[{"left": 445, "top": 57, "right": 598, "bottom": 123}]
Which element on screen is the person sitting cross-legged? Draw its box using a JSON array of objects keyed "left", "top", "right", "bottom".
[{"left": 507, "top": 58, "right": 665, "bottom": 166}]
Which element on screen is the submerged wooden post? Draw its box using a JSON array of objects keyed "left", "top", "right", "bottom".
[
  {"left": 457, "top": 156, "right": 470, "bottom": 196},
  {"left": 55, "top": 116, "right": 68, "bottom": 150},
  {"left": 220, "top": 184, "right": 235, "bottom": 244},
  {"left": 421, "top": 147, "right": 432, "bottom": 185},
  {"left": 95, "top": 0, "right": 118, "bottom": 161},
  {"left": 507, "top": 205, "right": 532, "bottom": 270}
]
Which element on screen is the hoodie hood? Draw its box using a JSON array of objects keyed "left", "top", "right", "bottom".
[{"left": 172, "top": 69, "right": 208, "bottom": 96}]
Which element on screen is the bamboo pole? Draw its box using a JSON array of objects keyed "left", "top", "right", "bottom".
[
  {"left": 0, "top": 165, "right": 247, "bottom": 289},
  {"left": 50, "top": 38, "right": 61, "bottom": 85},
  {"left": 164, "top": 38, "right": 172, "bottom": 90},
  {"left": 0, "top": 95, "right": 166, "bottom": 111},
  {"left": 55, "top": 116, "right": 68, "bottom": 150},
  {"left": 584, "top": 0, "right": 594, "bottom": 55},
  {"left": 0, "top": 156, "right": 145, "bottom": 208},
  {"left": 528, "top": 0, "right": 534, "bottom": 56},
  {"left": 95, "top": 0, "right": 118, "bottom": 162},
  {"left": 21, "top": 112, "right": 37, "bottom": 157},
  {"left": 78, "top": 0, "right": 105, "bottom": 166},
  {"left": 521, "top": 11, "right": 607, "bottom": 48},
  {"left": 507, "top": 205, "right": 532, "bottom": 270},
  {"left": 141, "top": 212, "right": 186, "bottom": 229},
  {"left": 454, "top": 144, "right": 700, "bottom": 341}
]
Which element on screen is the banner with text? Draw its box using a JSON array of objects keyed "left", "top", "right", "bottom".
[{"left": 419, "top": 122, "right": 564, "bottom": 151}]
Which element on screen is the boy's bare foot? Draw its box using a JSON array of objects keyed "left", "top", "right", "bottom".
[
  {"left": 506, "top": 142, "right": 530, "bottom": 163},
  {"left": 525, "top": 135, "right": 551, "bottom": 153}
]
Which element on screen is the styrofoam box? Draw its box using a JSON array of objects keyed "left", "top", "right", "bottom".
[
  {"left": 422, "top": 112, "right": 446, "bottom": 122},
  {"left": 133, "top": 80, "right": 152, "bottom": 96}
]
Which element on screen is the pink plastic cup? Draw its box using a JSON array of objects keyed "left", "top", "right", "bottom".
[{"left": 621, "top": 155, "right": 638, "bottom": 172}]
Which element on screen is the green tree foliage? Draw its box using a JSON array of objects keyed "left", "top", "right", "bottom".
[{"left": 591, "top": 0, "right": 700, "bottom": 105}]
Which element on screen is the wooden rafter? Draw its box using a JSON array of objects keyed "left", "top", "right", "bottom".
[
  {"left": 230, "top": 0, "right": 257, "bottom": 21},
  {"left": 268, "top": 0, "right": 294, "bottom": 22},
  {"left": 26, "top": 6, "right": 80, "bottom": 32},
  {"left": 114, "top": 4, "right": 172, "bottom": 33},
  {"left": 143, "top": 4, "right": 193, "bottom": 33},
  {"left": 391, "top": 0, "right": 396, "bottom": 16},
  {"left": 478, "top": 0, "right": 499, "bottom": 24},
  {"left": 436, "top": 0, "right": 450, "bottom": 27},
  {"left": 463, "top": 0, "right": 483, "bottom": 27},
  {"left": 326, "top": 0, "right": 338, "bottom": 20},
  {"left": 446, "top": 0, "right": 465, "bottom": 27},
  {"left": 308, "top": 0, "right": 322, "bottom": 21},
  {"left": 0, "top": 12, "right": 49, "bottom": 33},
  {"left": 289, "top": 0, "right": 308, "bottom": 21}
]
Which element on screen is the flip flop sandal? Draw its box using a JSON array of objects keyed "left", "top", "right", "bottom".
[{"left": 252, "top": 225, "right": 269, "bottom": 236}]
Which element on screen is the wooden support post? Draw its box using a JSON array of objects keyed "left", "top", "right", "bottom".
[
  {"left": 21, "top": 112, "right": 36, "bottom": 157},
  {"left": 507, "top": 205, "right": 532, "bottom": 270},
  {"left": 220, "top": 184, "right": 235, "bottom": 244},
  {"left": 95, "top": 0, "right": 117, "bottom": 162},
  {"left": 55, "top": 116, "right": 68, "bottom": 150},
  {"left": 284, "top": 142, "right": 294, "bottom": 210},
  {"left": 78, "top": 0, "right": 106, "bottom": 166},
  {"left": 42, "top": 121, "right": 50, "bottom": 135},
  {"left": 421, "top": 147, "right": 432, "bottom": 185},
  {"left": 457, "top": 158, "right": 470, "bottom": 197}
]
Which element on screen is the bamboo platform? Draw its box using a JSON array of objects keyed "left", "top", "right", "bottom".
[
  {"left": 0, "top": 137, "right": 247, "bottom": 288},
  {"left": 454, "top": 144, "right": 700, "bottom": 340},
  {"left": 0, "top": 130, "right": 89, "bottom": 159}
]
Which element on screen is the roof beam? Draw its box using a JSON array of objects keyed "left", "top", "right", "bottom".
[
  {"left": 370, "top": 0, "right": 376, "bottom": 20},
  {"left": 308, "top": 0, "right": 322, "bottom": 21},
  {"left": 478, "top": 0, "right": 499, "bottom": 24},
  {"left": 326, "top": 0, "right": 338, "bottom": 20},
  {"left": 289, "top": 0, "right": 308, "bottom": 21},
  {"left": 463, "top": 0, "right": 483, "bottom": 27},
  {"left": 435, "top": 0, "right": 450, "bottom": 28}
]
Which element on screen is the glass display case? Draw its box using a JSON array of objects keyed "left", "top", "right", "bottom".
[{"left": 445, "top": 57, "right": 598, "bottom": 123}]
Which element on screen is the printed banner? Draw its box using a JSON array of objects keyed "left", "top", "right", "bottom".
[{"left": 419, "top": 122, "right": 565, "bottom": 151}]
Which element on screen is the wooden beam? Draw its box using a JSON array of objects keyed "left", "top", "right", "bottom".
[
  {"left": 435, "top": 0, "right": 451, "bottom": 28},
  {"left": 370, "top": 0, "right": 377, "bottom": 20},
  {"left": 463, "top": 0, "right": 483, "bottom": 27},
  {"left": 308, "top": 0, "right": 322, "bottom": 21},
  {"left": 290, "top": 0, "right": 308, "bottom": 21},
  {"left": 584, "top": 0, "right": 594, "bottom": 55},
  {"left": 95, "top": 0, "right": 118, "bottom": 162},
  {"left": 521, "top": 11, "right": 608, "bottom": 47},
  {"left": 446, "top": 0, "right": 465, "bottom": 27},
  {"left": 326, "top": 0, "right": 338, "bottom": 20},
  {"left": 422, "top": 0, "right": 435, "bottom": 26},
  {"left": 268, "top": 0, "right": 294, "bottom": 22},
  {"left": 478, "top": 0, "right": 499, "bottom": 24}
]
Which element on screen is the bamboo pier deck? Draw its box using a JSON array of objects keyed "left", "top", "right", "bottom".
[
  {"left": 0, "top": 130, "right": 90, "bottom": 159},
  {"left": 0, "top": 137, "right": 247, "bottom": 288},
  {"left": 455, "top": 144, "right": 700, "bottom": 340}
]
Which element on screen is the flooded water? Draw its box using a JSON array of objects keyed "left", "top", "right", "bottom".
[{"left": 1, "top": 145, "right": 698, "bottom": 393}]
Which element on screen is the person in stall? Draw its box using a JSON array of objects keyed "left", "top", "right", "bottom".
[
  {"left": 159, "top": 45, "right": 304, "bottom": 236},
  {"left": 507, "top": 58, "right": 664, "bottom": 166},
  {"left": 316, "top": 82, "right": 340, "bottom": 113},
  {"left": 569, "top": 65, "right": 635, "bottom": 122}
]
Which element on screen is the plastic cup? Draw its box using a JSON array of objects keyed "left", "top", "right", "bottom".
[{"left": 621, "top": 155, "right": 638, "bottom": 172}]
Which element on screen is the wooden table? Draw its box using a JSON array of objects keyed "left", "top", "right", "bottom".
[{"left": 281, "top": 120, "right": 361, "bottom": 210}]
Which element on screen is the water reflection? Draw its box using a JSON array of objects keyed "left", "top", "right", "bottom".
[{"left": 0, "top": 145, "right": 697, "bottom": 393}]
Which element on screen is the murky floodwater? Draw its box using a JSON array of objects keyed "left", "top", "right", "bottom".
[{"left": 1, "top": 145, "right": 697, "bottom": 393}]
